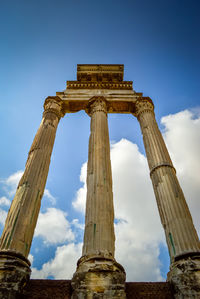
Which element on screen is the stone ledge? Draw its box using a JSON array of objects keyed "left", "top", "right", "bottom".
[{"left": 21, "top": 280, "right": 174, "bottom": 298}]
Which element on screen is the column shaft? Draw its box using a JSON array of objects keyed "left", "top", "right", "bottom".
[
  {"left": 0, "top": 97, "right": 63, "bottom": 258},
  {"left": 83, "top": 97, "right": 115, "bottom": 258},
  {"left": 134, "top": 98, "right": 200, "bottom": 261},
  {"left": 72, "top": 97, "right": 126, "bottom": 299}
]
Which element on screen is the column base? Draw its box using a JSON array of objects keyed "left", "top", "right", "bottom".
[
  {"left": 71, "top": 255, "right": 126, "bottom": 299},
  {"left": 167, "top": 253, "right": 200, "bottom": 298},
  {"left": 0, "top": 250, "right": 31, "bottom": 299}
]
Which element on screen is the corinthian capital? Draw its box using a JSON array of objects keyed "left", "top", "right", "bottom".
[
  {"left": 133, "top": 97, "right": 154, "bottom": 118},
  {"left": 86, "top": 96, "right": 108, "bottom": 116},
  {"left": 43, "top": 96, "right": 64, "bottom": 119}
]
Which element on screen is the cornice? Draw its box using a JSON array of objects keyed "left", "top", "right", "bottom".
[{"left": 66, "top": 81, "right": 133, "bottom": 90}]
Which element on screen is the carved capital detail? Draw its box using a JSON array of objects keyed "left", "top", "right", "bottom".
[
  {"left": 86, "top": 96, "right": 108, "bottom": 116},
  {"left": 133, "top": 98, "right": 154, "bottom": 118},
  {"left": 43, "top": 96, "right": 64, "bottom": 119}
]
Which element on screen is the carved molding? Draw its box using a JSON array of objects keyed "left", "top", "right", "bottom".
[
  {"left": 150, "top": 162, "right": 176, "bottom": 176},
  {"left": 133, "top": 98, "right": 154, "bottom": 118},
  {"left": 85, "top": 96, "right": 108, "bottom": 116},
  {"left": 67, "top": 81, "right": 133, "bottom": 90},
  {"left": 43, "top": 96, "right": 64, "bottom": 119}
]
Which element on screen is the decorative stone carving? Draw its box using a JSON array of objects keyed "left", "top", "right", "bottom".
[
  {"left": 67, "top": 81, "right": 133, "bottom": 90},
  {"left": 86, "top": 96, "right": 108, "bottom": 116},
  {"left": 133, "top": 97, "right": 154, "bottom": 118},
  {"left": 43, "top": 96, "right": 64, "bottom": 119}
]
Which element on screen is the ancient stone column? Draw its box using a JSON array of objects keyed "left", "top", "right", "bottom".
[
  {"left": 0, "top": 96, "right": 63, "bottom": 298},
  {"left": 72, "top": 96, "right": 126, "bottom": 299},
  {"left": 133, "top": 97, "right": 200, "bottom": 298},
  {"left": 82, "top": 97, "right": 115, "bottom": 258}
]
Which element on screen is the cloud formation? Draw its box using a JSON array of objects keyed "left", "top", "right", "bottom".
[
  {"left": 72, "top": 109, "right": 200, "bottom": 281},
  {"left": 72, "top": 162, "right": 87, "bottom": 213},
  {"left": 111, "top": 139, "right": 165, "bottom": 281},
  {"left": 0, "top": 109, "right": 199, "bottom": 282},
  {"left": 35, "top": 208, "right": 75, "bottom": 244},
  {"left": 43, "top": 189, "right": 57, "bottom": 205},
  {"left": 0, "top": 196, "right": 11, "bottom": 207},
  {"left": 31, "top": 243, "right": 82, "bottom": 279},
  {"left": 0, "top": 209, "right": 8, "bottom": 226},
  {"left": 1, "top": 170, "right": 23, "bottom": 197}
]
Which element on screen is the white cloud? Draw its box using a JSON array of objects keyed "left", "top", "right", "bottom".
[
  {"left": 35, "top": 208, "right": 75, "bottom": 244},
  {"left": 71, "top": 218, "right": 84, "bottom": 230},
  {"left": 72, "top": 162, "right": 87, "bottom": 213},
  {"left": 111, "top": 139, "right": 165, "bottom": 281},
  {"left": 115, "top": 220, "right": 163, "bottom": 281},
  {"left": 0, "top": 209, "right": 8, "bottom": 226},
  {"left": 0, "top": 196, "right": 10, "bottom": 206},
  {"left": 1, "top": 170, "right": 23, "bottom": 197},
  {"left": 44, "top": 189, "right": 56, "bottom": 205},
  {"left": 28, "top": 253, "right": 34, "bottom": 265},
  {"left": 31, "top": 243, "right": 82, "bottom": 279}
]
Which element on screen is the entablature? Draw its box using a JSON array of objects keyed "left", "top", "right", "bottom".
[
  {"left": 53, "top": 64, "right": 152, "bottom": 114},
  {"left": 56, "top": 89, "right": 142, "bottom": 114},
  {"left": 51, "top": 94, "right": 152, "bottom": 115}
]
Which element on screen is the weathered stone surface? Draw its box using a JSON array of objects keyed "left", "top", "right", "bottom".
[
  {"left": 133, "top": 97, "right": 200, "bottom": 260},
  {"left": 83, "top": 97, "right": 115, "bottom": 257},
  {"left": 57, "top": 64, "right": 138, "bottom": 113},
  {"left": 168, "top": 256, "right": 200, "bottom": 298},
  {"left": 0, "top": 251, "right": 31, "bottom": 299},
  {"left": 77, "top": 64, "right": 124, "bottom": 82},
  {"left": 133, "top": 97, "right": 200, "bottom": 297},
  {"left": 0, "top": 96, "right": 63, "bottom": 257},
  {"left": 0, "top": 97, "right": 64, "bottom": 298},
  {"left": 72, "top": 257, "right": 126, "bottom": 299},
  {"left": 72, "top": 97, "right": 126, "bottom": 298}
]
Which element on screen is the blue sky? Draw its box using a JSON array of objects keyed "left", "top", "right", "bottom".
[{"left": 0, "top": 0, "right": 200, "bottom": 281}]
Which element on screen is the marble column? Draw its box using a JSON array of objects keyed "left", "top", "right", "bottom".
[
  {"left": 82, "top": 96, "right": 115, "bottom": 258},
  {"left": 72, "top": 96, "right": 126, "bottom": 299},
  {"left": 0, "top": 96, "right": 63, "bottom": 298},
  {"left": 133, "top": 97, "right": 200, "bottom": 297}
]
